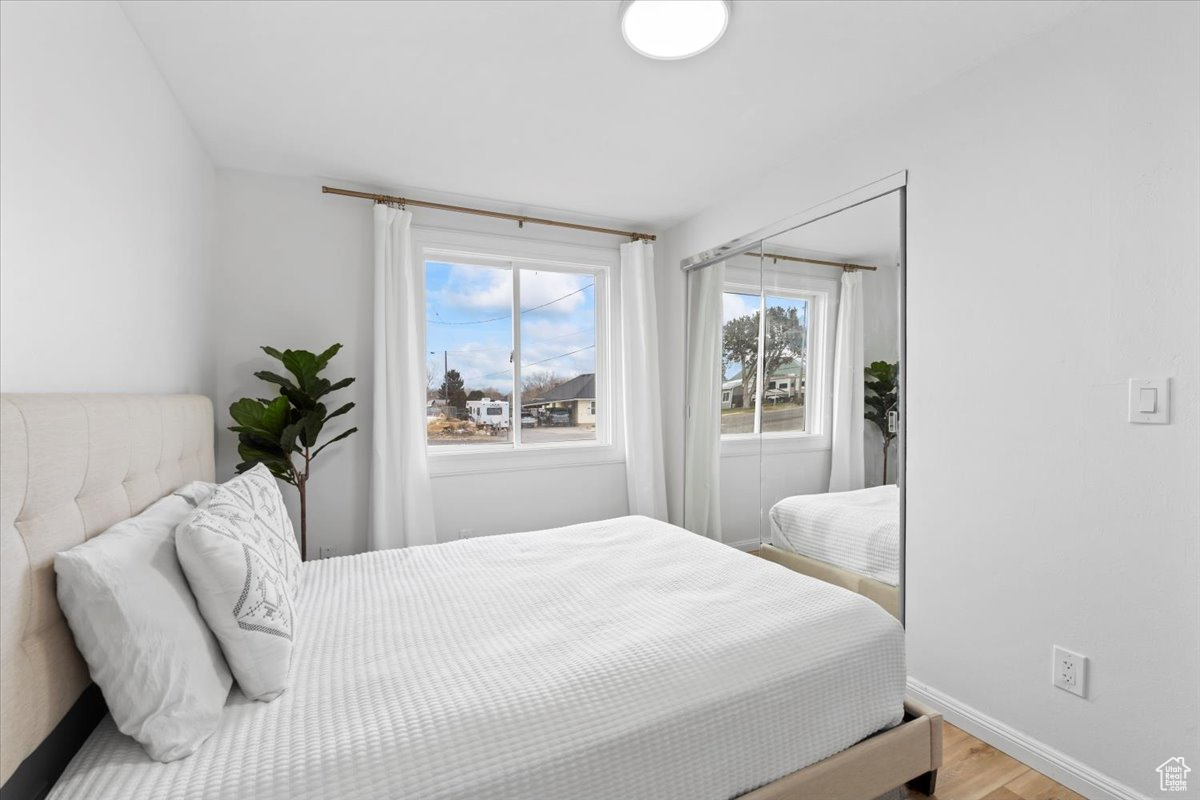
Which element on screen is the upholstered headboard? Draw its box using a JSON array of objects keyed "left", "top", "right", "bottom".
[{"left": 0, "top": 394, "right": 215, "bottom": 788}]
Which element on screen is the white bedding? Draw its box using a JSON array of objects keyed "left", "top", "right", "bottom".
[
  {"left": 770, "top": 485, "right": 901, "bottom": 587},
  {"left": 51, "top": 516, "right": 905, "bottom": 800}
]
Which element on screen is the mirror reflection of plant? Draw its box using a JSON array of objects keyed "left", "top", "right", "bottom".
[
  {"left": 864, "top": 360, "right": 899, "bottom": 484},
  {"left": 228, "top": 344, "right": 358, "bottom": 560}
]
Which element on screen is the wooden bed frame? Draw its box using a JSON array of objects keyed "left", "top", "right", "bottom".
[
  {"left": 756, "top": 542, "right": 902, "bottom": 620},
  {"left": 0, "top": 394, "right": 939, "bottom": 800}
]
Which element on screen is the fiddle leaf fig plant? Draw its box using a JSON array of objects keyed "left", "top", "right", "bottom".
[
  {"left": 864, "top": 360, "right": 899, "bottom": 485},
  {"left": 229, "top": 344, "right": 358, "bottom": 561}
]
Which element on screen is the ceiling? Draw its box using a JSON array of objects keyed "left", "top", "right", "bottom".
[
  {"left": 121, "top": 0, "right": 1085, "bottom": 228},
  {"left": 768, "top": 191, "right": 901, "bottom": 266}
]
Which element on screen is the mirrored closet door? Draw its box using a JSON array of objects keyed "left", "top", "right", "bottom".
[{"left": 682, "top": 181, "right": 906, "bottom": 622}]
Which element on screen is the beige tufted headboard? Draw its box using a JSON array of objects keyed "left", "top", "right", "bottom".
[{"left": 0, "top": 394, "right": 215, "bottom": 786}]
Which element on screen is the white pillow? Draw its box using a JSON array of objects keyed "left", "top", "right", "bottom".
[
  {"left": 175, "top": 464, "right": 301, "bottom": 701},
  {"left": 55, "top": 494, "right": 233, "bottom": 762},
  {"left": 173, "top": 479, "right": 217, "bottom": 509}
]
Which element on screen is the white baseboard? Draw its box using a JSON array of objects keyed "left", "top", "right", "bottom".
[
  {"left": 725, "top": 538, "right": 760, "bottom": 552},
  {"left": 907, "top": 678, "right": 1149, "bottom": 800}
]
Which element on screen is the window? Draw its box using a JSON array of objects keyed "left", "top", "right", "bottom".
[
  {"left": 721, "top": 289, "right": 813, "bottom": 436},
  {"left": 423, "top": 243, "right": 607, "bottom": 453}
]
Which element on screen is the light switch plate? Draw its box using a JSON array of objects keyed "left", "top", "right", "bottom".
[{"left": 1129, "top": 378, "right": 1170, "bottom": 424}]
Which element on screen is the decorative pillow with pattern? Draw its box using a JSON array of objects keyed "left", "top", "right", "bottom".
[{"left": 175, "top": 463, "right": 301, "bottom": 701}]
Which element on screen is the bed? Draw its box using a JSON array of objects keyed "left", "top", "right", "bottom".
[
  {"left": 760, "top": 486, "right": 902, "bottom": 619},
  {"left": 0, "top": 394, "right": 940, "bottom": 800}
]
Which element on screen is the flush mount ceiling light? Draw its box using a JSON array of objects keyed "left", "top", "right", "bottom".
[{"left": 620, "top": 0, "right": 731, "bottom": 60}]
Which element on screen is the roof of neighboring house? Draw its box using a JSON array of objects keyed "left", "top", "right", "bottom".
[{"left": 534, "top": 373, "right": 595, "bottom": 402}]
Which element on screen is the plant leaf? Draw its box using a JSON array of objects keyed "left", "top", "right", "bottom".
[
  {"left": 279, "top": 383, "right": 316, "bottom": 411},
  {"left": 229, "top": 396, "right": 290, "bottom": 439},
  {"left": 279, "top": 349, "right": 321, "bottom": 394},
  {"left": 235, "top": 440, "right": 295, "bottom": 485},
  {"left": 315, "top": 343, "right": 343, "bottom": 371},
  {"left": 324, "top": 401, "right": 354, "bottom": 421},
  {"left": 279, "top": 421, "right": 308, "bottom": 453},
  {"left": 301, "top": 408, "right": 326, "bottom": 447},
  {"left": 254, "top": 370, "right": 299, "bottom": 394},
  {"left": 312, "top": 427, "right": 358, "bottom": 460}
]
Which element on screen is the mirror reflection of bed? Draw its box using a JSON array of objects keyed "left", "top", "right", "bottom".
[{"left": 684, "top": 189, "right": 904, "bottom": 620}]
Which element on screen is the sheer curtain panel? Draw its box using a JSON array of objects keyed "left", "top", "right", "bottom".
[
  {"left": 682, "top": 262, "right": 725, "bottom": 539},
  {"left": 620, "top": 240, "right": 669, "bottom": 520},
  {"left": 369, "top": 205, "right": 437, "bottom": 549},
  {"left": 828, "top": 270, "right": 865, "bottom": 492}
]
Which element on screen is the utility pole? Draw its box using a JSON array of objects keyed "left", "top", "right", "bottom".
[{"left": 431, "top": 351, "right": 449, "bottom": 401}]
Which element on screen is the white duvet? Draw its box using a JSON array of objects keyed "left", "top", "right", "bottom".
[
  {"left": 51, "top": 516, "right": 905, "bottom": 800},
  {"left": 770, "top": 485, "right": 901, "bottom": 587}
]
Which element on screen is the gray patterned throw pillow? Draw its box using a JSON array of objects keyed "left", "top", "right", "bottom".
[{"left": 175, "top": 463, "right": 302, "bottom": 701}]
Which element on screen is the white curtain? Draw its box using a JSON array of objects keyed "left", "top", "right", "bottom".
[
  {"left": 620, "top": 240, "right": 669, "bottom": 520},
  {"left": 828, "top": 270, "right": 865, "bottom": 493},
  {"left": 369, "top": 204, "right": 437, "bottom": 549},
  {"left": 682, "top": 262, "right": 725, "bottom": 539}
]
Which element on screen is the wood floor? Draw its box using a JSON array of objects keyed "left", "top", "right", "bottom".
[{"left": 908, "top": 723, "right": 1085, "bottom": 800}]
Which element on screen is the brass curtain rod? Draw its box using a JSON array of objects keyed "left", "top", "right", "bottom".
[
  {"left": 762, "top": 252, "right": 878, "bottom": 272},
  {"left": 322, "top": 186, "right": 656, "bottom": 242}
]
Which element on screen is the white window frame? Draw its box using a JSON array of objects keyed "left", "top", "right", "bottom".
[
  {"left": 719, "top": 262, "right": 836, "bottom": 457},
  {"left": 413, "top": 226, "right": 623, "bottom": 476}
]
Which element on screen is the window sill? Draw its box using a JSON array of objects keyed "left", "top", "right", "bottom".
[
  {"left": 720, "top": 433, "right": 830, "bottom": 458},
  {"left": 427, "top": 442, "right": 625, "bottom": 477}
]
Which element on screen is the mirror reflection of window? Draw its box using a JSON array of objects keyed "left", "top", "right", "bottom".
[
  {"left": 762, "top": 295, "right": 809, "bottom": 435},
  {"left": 720, "top": 290, "right": 759, "bottom": 435},
  {"left": 718, "top": 291, "right": 813, "bottom": 436}
]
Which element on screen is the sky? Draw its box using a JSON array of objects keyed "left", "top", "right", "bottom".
[{"left": 425, "top": 260, "right": 597, "bottom": 395}]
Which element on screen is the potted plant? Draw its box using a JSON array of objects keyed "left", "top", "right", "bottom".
[
  {"left": 228, "top": 344, "right": 358, "bottom": 560},
  {"left": 864, "top": 360, "right": 899, "bottom": 485}
]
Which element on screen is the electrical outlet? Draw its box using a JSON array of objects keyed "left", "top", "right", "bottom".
[
  {"left": 318, "top": 546, "right": 336, "bottom": 559},
  {"left": 1053, "top": 646, "right": 1087, "bottom": 697}
]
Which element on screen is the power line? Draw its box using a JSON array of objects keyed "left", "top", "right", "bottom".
[
  {"left": 430, "top": 327, "right": 595, "bottom": 356},
  {"left": 521, "top": 344, "right": 595, "bottom": 370},
  {"left": 429, "top": 283, "right": 594, "bottom": 326},
  {"left": 481, "top": 344, "right": 596, "bottom": 380}
]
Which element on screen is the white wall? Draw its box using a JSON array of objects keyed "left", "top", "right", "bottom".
[
  {"left": 660, "top": 2, "right": 1199, "bottom": 796},
  {"left": 213, "top": 171, "right": 634, "bottom": 556},
  {"left": 0, "top": 1, "right": 215, "bottom": 395}
]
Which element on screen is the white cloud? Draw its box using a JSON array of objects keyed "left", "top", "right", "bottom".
[
  {"left": 723, "top": 292, "right": 758, "bottom": 323},
  {"left": 432, "top": 266, "right": 592, "bottom": 318},
  {"left": 434, "top": 264, "right": 512, "bottom": 315}
]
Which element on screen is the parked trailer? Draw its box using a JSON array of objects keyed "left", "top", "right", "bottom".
[{"left": 465, "top": 399, "right": 510, "bottom": 434}]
